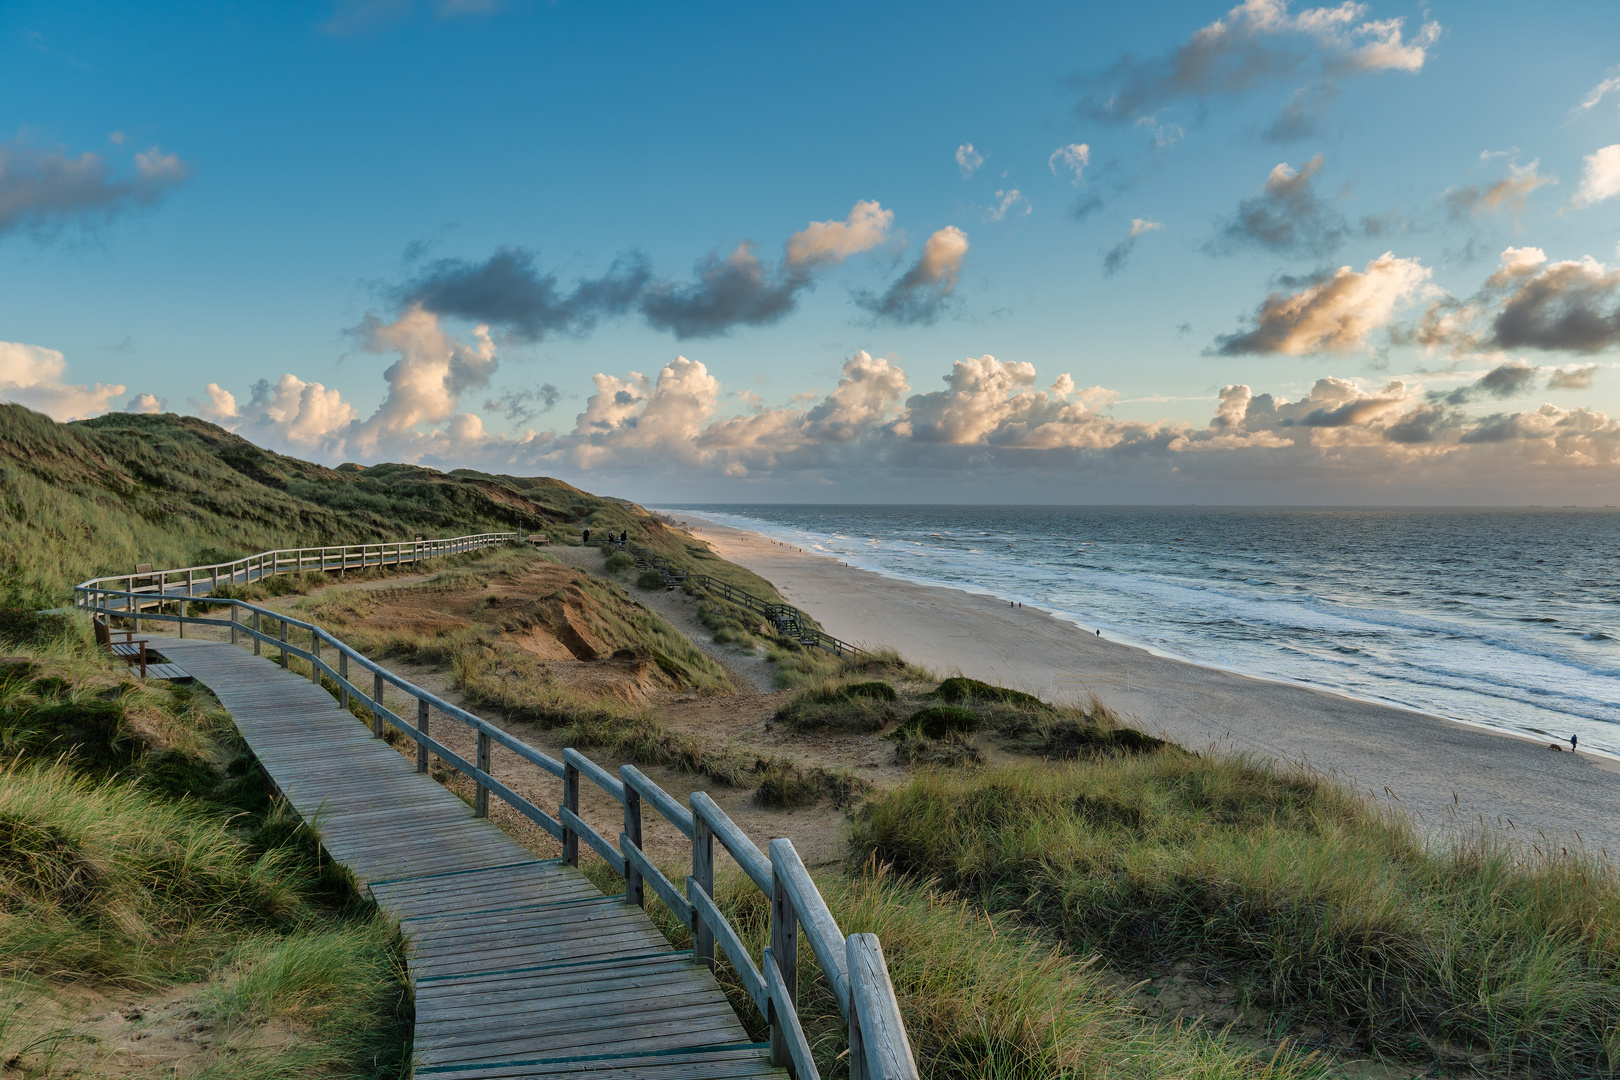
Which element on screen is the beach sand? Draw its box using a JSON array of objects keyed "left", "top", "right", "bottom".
[{"left": 682, "top": 514, "right": 1620, "bottom": 856}]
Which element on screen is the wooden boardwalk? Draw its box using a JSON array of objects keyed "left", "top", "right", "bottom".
[{"left": 159, "top": 638, "right": 784, "bottom": 1080}]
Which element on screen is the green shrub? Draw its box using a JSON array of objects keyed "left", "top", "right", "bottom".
[
  {"left": 603, "top": 552, "right": 636, "bottom": 574},
  {"left": 932, "top": 675, "right": 1046, "bottom": 709},
  {"left": 842, "top": 680, "right": 897, "bottom": 701},
  {"left": 893, "top": 728, "right": 984, "bottom": 767},
  {"left": 636, "top": 569, "right": 666, "bottom": 590},
  {"left": 0, "top": 609, "right": 75, "bottom": 650},
  {"left": 906, "top": 705, "right": 982, "bottom": 737},
  {"left": 754, "top": 758, "right": 868, "bottom": 809}
]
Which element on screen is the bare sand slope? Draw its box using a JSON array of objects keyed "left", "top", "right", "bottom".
[{"left": 686, "top": 516, "right": 1620, "bottom": 856}]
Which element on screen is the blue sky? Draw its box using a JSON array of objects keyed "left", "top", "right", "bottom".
[{"left": 4, "top": 0, "right": 1620, "bottom": 503}]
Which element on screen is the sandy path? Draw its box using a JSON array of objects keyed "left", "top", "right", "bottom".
[{"left": 685, "top": 516, "right": 1620, "bottom": 857}]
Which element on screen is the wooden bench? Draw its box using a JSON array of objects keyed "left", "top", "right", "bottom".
[{"left": 93, "top": 614, "right": 149, "bottom": 678}]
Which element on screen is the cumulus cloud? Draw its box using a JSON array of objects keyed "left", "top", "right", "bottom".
[
  {"left": 1208, "top": 154, "right": 1347, "bottom": 256},
  {"left": 955, "top": 144, "right": 985, "bottom": 177},
  {"left": 639, "top": 243, "right": 806, "bottom": 338},
  {"left": 1408, "top": 247, "right": 1620, "bottom": 356},
  {"left": 397, "top": 247, "right": 651, "bottom": 342},
  {"left": 854, "top": 226, "right": 970, "bottom": 325},
  {"left": 198, "top": 383, "right": 238, "bottom": 421},
  {"left": 1102, "top": 218, "right": 1163, "bottom": 276},
  {"left": 1078, "top": 0, "right": 1440, "bottom": 138},
  {"left": 783, "top": 200, "right": 894, "bottom": 267},
  {"left": 1445, "top": 157, "right": 1554, "bottom": 225},
  {"left": 1573, "top": 145, "right": 1620, "bottom": 208},
  {"left": 191, "top": 328, "right": 1620, "bottom": 499},
  {"left": 1490, "top": 250, "right": 1620, "bottom": 353},
  {"left": 1214, "top": 251, "right": 1432, "bottom": 355},
  {"left": 0, "top": 340, "right": 126, "bottom": 420},
  {"left": 402, "top": 201, "right": 896, "bottom": 342},
  {"left": 1049, "top": 143, "right": 1091, "bottom": 184},
  {"left": 125, "top": 393, "right": 166, "bottom": 414},
  {"left": 0, "top": 137, "right": 190, "bottom": 241}
]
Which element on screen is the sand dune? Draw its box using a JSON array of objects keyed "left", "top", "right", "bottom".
[{"left": 683, "top": 514, "right": 1620, "bottom": 856}]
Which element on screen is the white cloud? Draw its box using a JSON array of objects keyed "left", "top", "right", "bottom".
[
  {"left": 1573, "top": 145, "right": 1620, "bottom": 208},
  {"left": 1130, "top": 218, "right": 1163, "bottom": 237},
  {"left": 0, "top": 340, "right": 126, "bottom": 420},
  {"left": 1048, "top": 143, "right": 1091, "bottom": 184},
  {"left": 784, "top": 200, "right": 893, "bottom": 267},
  {"left": 955, "top": 143, "right": 985, "bottom": 177},
  {"left": 125, "top": 393, "right": 165, "bottom": 414},
  {"left": 855, "top": 227, "right": 969, "bottom": 324},
  {"left": 986, "top": 189, "right": 1030, "bottom": 222},
  {"left": 1216, "top": 251, "right": 1432, "bottom": 355},
  {"left": 199, "top": 382, "right": 238, "bottom": 421},
  {"left": 1578, "top": 67, "right": 1620, "bottom": 113}
]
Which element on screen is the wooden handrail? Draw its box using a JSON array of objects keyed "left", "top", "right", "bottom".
[
  {"left": 74, "top": 576, "right": 918, "bottom": 1079},
  {"left": 73, "top": 533, "right": 519, "bottom": 619}
]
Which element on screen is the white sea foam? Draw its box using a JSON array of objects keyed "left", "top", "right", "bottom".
[{"left": 668, "top": 505, "right": 1620, "bottom": 754}]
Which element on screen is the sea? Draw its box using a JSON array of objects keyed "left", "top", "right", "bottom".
[{"left": 660, "top": 505, "right": 1620, "bottom": 755}]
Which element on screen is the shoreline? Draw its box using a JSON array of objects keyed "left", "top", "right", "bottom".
[{"left": 669, "top": 511, "right": 1620, "bottom": 854}]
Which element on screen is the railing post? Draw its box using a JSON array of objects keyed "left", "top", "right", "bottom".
[
  {"left": 416, "top": 698, "right": 430, "bottom": 773},
  {"left": 338, "top": 650, "right": 349, "bottom": 709},
  {"left": 563, "top": 761, "right": 580, "bottom": 867},
  {"left": 253, "top": 611, "right": 261, "bottom": 655},
  {"left": 475, "top": 730, "right": 491, "bottom": 818},
  {"left": 374, "top": 673, "right": 385, "bottom": 737},
  {"left": 229, "top": 605, "right": 238, "bottom": 645},
  {"left": 310, "top": 629, "right": 321, "bottom": 684},
  {"left": 278, "top": 618, "right": 288, "bottom": 667},
  {"left": 693, "top": 814, "right": 715, "bottom": 967},
  {"left": 129, "top": 576, "right": 139, "bottom": 631},
  {"left": 770, "top": 860, "right": 800, "bottom": 1073},
  {"left": 178, "top": 598, "right": 187, "bottom": 637},
  {"left": 623, "top": 785, "right": 644, "bottom": 907},
  {"left": 848, "top": 977, "right": 868, "bottom": 1080}
]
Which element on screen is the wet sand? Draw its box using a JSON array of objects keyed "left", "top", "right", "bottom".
[{"left": 680, "top": 513, "right": 1620, "bottom": 856}]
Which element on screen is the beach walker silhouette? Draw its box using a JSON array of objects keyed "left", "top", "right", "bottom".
[{"left": 1572, "top": 734, "right": 1579, "bottom": 751}]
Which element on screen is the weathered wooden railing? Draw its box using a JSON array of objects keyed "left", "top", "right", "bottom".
[
  {"left": 622, "top": 544, "right": 863, "bottom": 658},
  {"left": 74, "top": 584, "right": 917, "bottom": 1080},
  {"left": 73, "top": 532, "right": 519, "bottom": 626}
]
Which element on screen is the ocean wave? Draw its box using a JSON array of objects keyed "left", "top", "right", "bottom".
[{"left": 672, "top": 505, "right": 1620, "bottom": 746}]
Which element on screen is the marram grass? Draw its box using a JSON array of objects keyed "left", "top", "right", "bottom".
[{"left": 854, "top": 757, "right": 1620, "bottom": 1078}]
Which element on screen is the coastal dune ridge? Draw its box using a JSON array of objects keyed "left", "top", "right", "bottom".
[{"left": 672, "top": 509, "right": 1620, "bottom": 857}]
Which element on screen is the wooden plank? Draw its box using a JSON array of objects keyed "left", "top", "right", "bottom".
[{"left": 149, "top": 635, "right": 773, "bottom": 1080}]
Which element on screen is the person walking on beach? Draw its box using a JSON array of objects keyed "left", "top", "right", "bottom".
[{"left": 1572, "top": 734, "right": 1579, "bottom": 751}]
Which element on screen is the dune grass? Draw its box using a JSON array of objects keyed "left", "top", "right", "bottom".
[
  {"left": 582, "top": 858, "right": 1323, "bottom": 1080},
  {"left": 853, "top": 756, "right": 1620, "bottom": 1078},
  {"left": 0, "top": 626, "right": 411, "bottom": 1078},
  {"left": 0, "top": 402, "right": 765, "bottom": 610}
]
